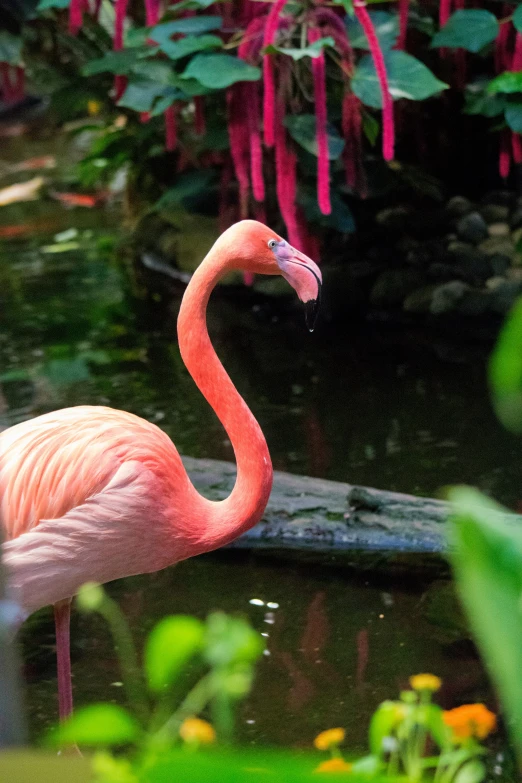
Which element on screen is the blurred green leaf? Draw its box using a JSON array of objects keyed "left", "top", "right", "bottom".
[
  {"left": 36, "top": 0, "right": 70, "bottom": 9},
  {"left": 42, "top": 357, "right": 90, "bottom": 386},
  {"left": 204, "top": 612, "right": 263, "bottom": 668},
  {"left": 362, "top": 111, "right": 380, "bottom": 145},
  {"left": 454, "top": 760, "right": 486, "bottom": 783},
  {"left": 431, "top": 10, "right": 498, "bottom": 53},
  {"left": 151, "top": 17, "right": 222, "bottom": 43},
  {"left": 284, "top": 115, "right": 344, "bottom": 160},
  {"left": 117, "top": 80, "right": 181, "bottom": 112},
  {"left": 0, "top": 31, "right": 23, "bottom": 66},
  {"left": 298, "top": 187, "right": 355, "bottom": 233},
  {"left": 266, "top": 37, "right": 335, "bottom": 61},
  {"left": 155, "top": 170, "right": 217, "bottom": 208},
  {"left": 181, "top": 54, "right": 260, "bottom": 89},
  {"left": 464, "top": 82, "right": 507, "bottom": 117},
  {"left": 346, "top": 10, "right": 399, "bottom": 51},
  {"left": 82, "top": 48, "right": 157, "bottom": 77},
  {"left": 489, "top": 297, "right": 522, "bottom": 432},
  {"left": 352, "top": 51, "right": 448, "bottom": 108},
  {"left": 48, "top": 704, "right": 140, "bottom": 747},
  {"left": 369, "top": 700, "right": 405, "bottom": 756},
  {"left": 158, "top": 34, "right": 223, "bottom": 60},
  {"left": 448, "top": 486, "right": 522, "bottom": 760},
  {"left": 489, "top": 71, "right": 522, "bottom": 95},
  {"left": 145, "top": 615, "right": 205, "bottom": 692},
  {"left": 514, "top": 5, "right": 522, "bottom": 35},
  {"left": 505, "top": 104, "right": 522, "bottom": 133}
]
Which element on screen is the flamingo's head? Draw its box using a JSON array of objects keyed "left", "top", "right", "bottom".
[{"left": 224, "top": 220, "right": 322, "bottom": 332}]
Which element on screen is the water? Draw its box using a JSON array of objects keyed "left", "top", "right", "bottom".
[{"left": 0, "top": 134, "right": 519, "bottom": 755}]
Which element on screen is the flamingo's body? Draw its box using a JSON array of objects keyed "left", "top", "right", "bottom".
[{"left": 0, "top": 220, "right": 321, "bottom": 721}]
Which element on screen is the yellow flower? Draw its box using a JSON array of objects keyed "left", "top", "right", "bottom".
[
  {"left": 442, "top": 704, "right": 496, "bottom": 741},
  {"left": 179, "top": 717, "right": 216, "bottom": 745},
  {"left": 409, "top": 674, "right": 442, "bottom": 693},
  {"left": 87, "top": 100, "right": 102, "bottom": 116},
  {"left": 314, "top": 728, "right": 346, "bottom": 751},
  {"left": 315, "top": 759, "right": 352, "bottom": 773}
]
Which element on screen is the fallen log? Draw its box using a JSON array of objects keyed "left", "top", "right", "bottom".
[{"left": 183, "top": 456, "right": 519, "bottom": 555}]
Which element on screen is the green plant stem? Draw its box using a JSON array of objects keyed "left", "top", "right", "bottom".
[
  {"left": 98, "top": 596, "right": 148, "bottom": 723},
  {"left": 153, "top": 673, "right": 214, "bottom": 744}
]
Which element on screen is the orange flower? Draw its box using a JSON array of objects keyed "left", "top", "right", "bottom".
[
  {"left": 315, "top": 758, "right": 353, "bottom": 773},
  {"left": 443, "top": 704, "right": 496, "bottom": 741},
  {"left": 179, "top": 717, "right": 216, "bottom": 744},
  {"left": 314, "top": 728, "right": 346, "bottom": 751},
  {"left": 409, "top": 674, "right": 442, "bottom": 693}
]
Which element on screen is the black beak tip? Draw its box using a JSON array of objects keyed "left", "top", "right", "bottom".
[{"left": 304, "top": 296, "right": 320, "bottom": 333}]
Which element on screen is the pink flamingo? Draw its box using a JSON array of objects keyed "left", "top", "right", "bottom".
[{"left": 0, "top": 220, "right": 321, "bottom": 721}]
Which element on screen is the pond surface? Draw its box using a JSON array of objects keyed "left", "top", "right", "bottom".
[{"left": 0, "top": 133, "right": 518, "bottom": 761}]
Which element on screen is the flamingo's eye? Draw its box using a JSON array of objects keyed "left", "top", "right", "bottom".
[{"left": 268, "top": 239, "right": 277, "bottom": 249}]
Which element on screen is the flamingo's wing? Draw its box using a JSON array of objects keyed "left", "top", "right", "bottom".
[
  {"left": 0, "top": 406, "right": 181, "bottom": 540},
  {"left": 2, "top": 459, "right": 182, "bottom": 616}
]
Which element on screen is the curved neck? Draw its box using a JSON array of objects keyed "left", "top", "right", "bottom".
[{"left": 176, "top": 243, "right": 273, "bottom": 553}]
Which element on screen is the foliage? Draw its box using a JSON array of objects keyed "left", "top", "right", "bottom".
[
  {"left": 447, "top": 296, "right": 522, "bottom": 763},
  {"left": 26, "top": 583, "right": 493, "bottom": 782}
]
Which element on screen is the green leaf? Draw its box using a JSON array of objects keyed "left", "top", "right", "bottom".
[
  {"left": 505, "top": 104, "right": 522, "bottom": 133},
  {"left": 117, "top": 80, "right": 181, "bottom": 112},
  {"left": 352, "top": 51, "right": 448, "bottom": 108},
  {"left": 267, "top": 37, "right": 335, "bottom": 60},
  {"left": 512, "top": 5, "right": 522, "bottom": 35},
  {"left": 346, "top": 10, "right": 399, "bottom": 51},
  {"left": 362, "top": 110, "right": 380, "bottom": 145},
  {"left": 156, "top": 171, "right": 217, "bottom": 206},
  {"left": 47, "top": 704, "right": 140, "bottom": 746},
  {"left": 158, "top": 34, "right": 223, "bottom": 60},
  {"left": 284, "top": 114, "right": 344, "bottom": 160},
  {"left": 0, "top": 751, "right": 90, "bottom": 783},
  {"left": 130, "top": 60, "right": 176, "bottom": 85},
  {"left": 82, "top": 48, "right": 155, "bottom": 76},
  {"left": 369, "top": 701, "right": 406, "bottom": 755},
  {"left": 37, "top": 0, "right": 70, "bottom": 9},
  {"left": 453, "top": 760, "right": 486, "bottom": 783},
  {"left": 145, "top": 615, "right": 204, "bottom": 691},
  {"left": 431, "top": 10, "right": 498, "bottom": 53},
  {"left": 173, "top": 0, "right": 219, "bottom": 9},
  {"left": 0, "top": 31, "right": 23, "bottom": 66},
  {"left": 298, "top": 188, "right": 355, "bottom": 233},
  {"left": 489, "top": 297, "right": 522, "bottom": 432},
  {"left": 181, "top": 54, "right": 260, "bottom": 89},
  {"left": 151, "top": 16, "right": 222, "bottom": 43},
  {"left": 448, "top": 486, "right": 522, "bottom": 761},
  {"left": 464, "top": 81, "right": 507, "bottom": 117},
  {"left": 204, "top": 612, "right": 263, "bottom": 668},
  {"left": 489, "top": 71, "right": 522, "bottom": 95}
]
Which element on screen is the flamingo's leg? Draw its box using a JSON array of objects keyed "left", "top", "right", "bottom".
[{"left": 54, "top": 598, "right": 73, "bottom": 722}]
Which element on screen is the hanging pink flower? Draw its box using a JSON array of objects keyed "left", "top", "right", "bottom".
[
  {"left": 500, "top": 130, "right": 511, "bottom": 178},
  {"left": 227, "top": 86, "right": 250, "bottom": 218},
  {"left": 353, "top": 1, "right": 394, "bottom": 161},
  {"left": 145, "top": 0, "right": 160, "bottom": 26},
  {"left": 194, "top": 96, "right": 206, "bottom": 136},
  {"left": 262, "top": 0, "right": 287, "bottom": 147},
  {"left": 308, "top": 27, "right": 331, "bottom": 215},
  {"left": 69, "top": 0, "right": 83, "bottom": 35},
  {"left": 342, "top": 93, "right": 363, "bottom": 191},
  {"left": 397, "top": 0, "right": 409, "bottom": 50},
  {"left": 165, "top": 106, "right": 177, "bottom": 151}
]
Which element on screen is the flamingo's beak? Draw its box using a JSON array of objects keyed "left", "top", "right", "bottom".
[{"left": 270, "top": 240, "right": 322, "bottom": 332}]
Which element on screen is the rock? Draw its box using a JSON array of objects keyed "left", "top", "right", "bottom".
[
  {"left": 487, "top": 222, "right": 511, "bottom": 238},
  {"left": 489, "top": 254, "right": 511, "bottom": 276},
  {"left": 370, "top": 268, "right": 425, "bottom": 308},
  {"left": 478, "top": 236, "right": 516, "bottom": 259},
  {"left": 456, "top": 211, "right": 489, "bottom": 244},
  {"left": 446, "top": 242, "right": 492, "bottom": 283},
  {"left": 430, "top": 281, "right": 470, "bottom": 315},
  {"left": 403, "top": 286, "right": 437, "bottom": 314},
  {"left": 511, "top": 207, "right": 522, "bottom": 230},
  {"left": 427, "top": 263, "right": 458, "bottom": 282},
  {"left": 480, "top": 204, "right": 510, "bottom": 224},
  {"left": 489, "top": 279, "right": 522, "bottom": 314},
  {"left": 507, "top": 267, "right": 522, "bottom": 282},
  {"left": 446, "top": 196, "right": 472, "bottom": 217},
  {"left": 375, "top": 206, "right": 411, "bottom": 231},
  {"left": 458, "top": 289, "right": 491, "bottom": 316},
  {"left": 486, "top": 276, "right": 508, "bottom": 291}
]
